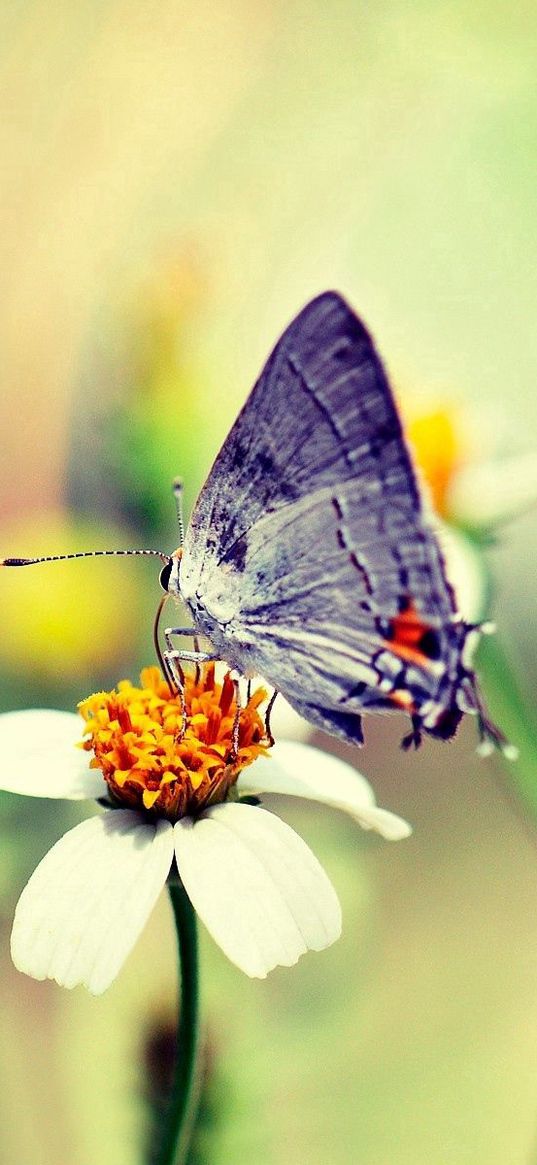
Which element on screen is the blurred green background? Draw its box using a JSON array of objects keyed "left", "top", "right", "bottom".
[{"left": 1, "top": 2, "right": 537, "bottom": 1162}]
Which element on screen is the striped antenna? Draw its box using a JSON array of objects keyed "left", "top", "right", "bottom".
[
  {"left": 172, "top": 477, "right": 185, "bottom": 548},
  {"left": 0, "top": 548, "right": 171, "bottom": 568}
]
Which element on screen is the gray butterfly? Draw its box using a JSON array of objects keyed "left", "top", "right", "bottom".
[{"left": 161, "top": 291, "right": 504, "bottom": 752}]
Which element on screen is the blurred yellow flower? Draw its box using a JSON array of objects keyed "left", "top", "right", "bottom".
[
  {"left": 402, "top": 397, "right": 537, "bottom": 624},
  {"left": 404, "top": 398, "right": 537, "bottom": 531},
  {"left": 0, "top": 511, "right": 145, "bottom": 683},
  {"left": 405, "top": 405, "right": 467, "bottom": 518}
]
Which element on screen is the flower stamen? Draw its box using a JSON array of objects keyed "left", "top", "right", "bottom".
[{"left": 78, "top": 664, "right": 271, "bottom": 820}]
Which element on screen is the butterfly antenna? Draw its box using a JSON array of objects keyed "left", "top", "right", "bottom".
[
  {"left": 172, "top": 478, "right": 185, "bottom": 548},
  {"left": 0, "top": 548, "right": 171, "bottom": 568}
]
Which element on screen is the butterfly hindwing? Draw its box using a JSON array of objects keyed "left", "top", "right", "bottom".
[{"left": 206, "top": 481, "right": 466, "bottom": 741}]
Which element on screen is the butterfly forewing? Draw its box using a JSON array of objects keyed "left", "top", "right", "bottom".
[
  {"left": 185, "top": 298, "right": 413, "bottom": 568},
  {"left": 180, "top": 292, "right": 466, "bottom": 745}
]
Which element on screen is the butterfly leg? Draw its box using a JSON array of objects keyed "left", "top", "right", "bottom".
[
  {"left": 164, "top": 646, "right": 221, "bottom": 741},
  {"left": 163, "top": 623, "right": 202, "bottom": 680},
  {"left": 401, "top": 714, "right": 423, "bottom": 751},
  {"left": 164, "top": 645, "right": 220, "bottom": 694},
  {"left": 163, "top": 627, "right": 245, "bottom": 756},
  {"left": 163, "top": 627, "right": 217, "bottom": 673},
  {"left": 162, "top": 626, "right": 218, "bottom": 734}
]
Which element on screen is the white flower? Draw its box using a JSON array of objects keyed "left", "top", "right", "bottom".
[
  {"left": 447, "top": 449, "right": 537, "bottom": 531},
  {"left": 405, "top": 399, "right": 537, "bottom": 533},
  {"left": 1, "top": 708, "right": 410, "bottom": 995},
  {"left": 405, "top": 401, "right": 537, "bottom": 623}
]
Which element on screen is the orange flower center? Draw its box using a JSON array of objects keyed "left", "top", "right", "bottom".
[{"left": 78, "top": 664, "right": 271, "bottom": 820}]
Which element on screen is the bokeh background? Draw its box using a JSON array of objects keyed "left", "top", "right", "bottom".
[{"left": 1, "top": 3, "right": 537, "bottom": 1163}]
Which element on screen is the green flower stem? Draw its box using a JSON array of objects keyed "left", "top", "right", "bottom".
[
  {"left": 156, "top": 883, "right": 200, "bottom": 1165},
  {"left": 478, "top": 633, "right": 537, "bottom": 820}
]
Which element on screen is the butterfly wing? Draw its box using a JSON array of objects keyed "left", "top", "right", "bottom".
[{"left": 180, "top": 292, "right": 472, "bottom": 745}]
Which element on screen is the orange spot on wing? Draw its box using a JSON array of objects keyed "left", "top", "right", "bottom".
[
  {"left": 385, "top": 599, "right": 440, "bottom": 669},
  {"left": 388, "top": 689, "right": 416, "bottom": 711}
]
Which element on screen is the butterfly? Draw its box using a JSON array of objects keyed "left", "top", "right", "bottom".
[{"left": 160, "top": 291, "right": 505, "bottom": 753}]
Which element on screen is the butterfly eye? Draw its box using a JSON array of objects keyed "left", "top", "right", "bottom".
[{"left": 159, "top": 562, "right": 173, "bottom": 592}]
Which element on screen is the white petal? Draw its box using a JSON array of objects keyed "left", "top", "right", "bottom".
[
  {"left": 174, "top": 802, "right": 341, "bottom": 978},
  {"left": 347, "top": 804, "right": 413, "bottom": 841},
  {"left": 11, "top": 810, "right": 174, "bottom": 994},
  {"left": 0, "top": 710, "right": 105, "bottom": 800},
  {"left": 448, "top": 451, "right": 537, "bottom": 528},
  {"left": 266, "top": 693, "right": 313, "bottom": 742},
  {"left": 238, "top": 740, "right": 412, "bottom": 841}
]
